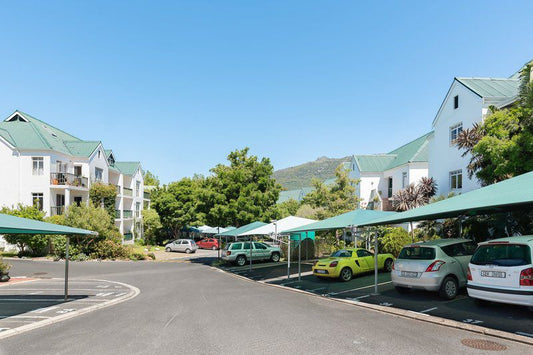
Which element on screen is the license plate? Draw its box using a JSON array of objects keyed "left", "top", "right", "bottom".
[
  {"left": 315, "top": 270, "right": 327, "bottom": 274},
  {"left": 401, "top": 271, "right": 418, "bottom": 278},
  {"left": 480, "top": 270, "right": 506, "bottom": 278}
]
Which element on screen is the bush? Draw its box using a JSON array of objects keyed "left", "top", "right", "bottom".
[
  {"left": 379, "top": 227, "right": 412, "bottom": 257},
  {"left": 146, "top": 252, "right": 156, "bottom": 260},
  {"left": 90, "top": 240, "right": 131, "bottom": 260},
  {"left": 0, "top": 258, "right": 12, "bottom": 274},
  {"left": 129, "top": 252, "right": 146, "bottom": 261}
]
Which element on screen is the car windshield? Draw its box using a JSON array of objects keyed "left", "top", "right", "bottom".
[
  {"left": 330, "top": 250, "right": 352, "bottom": 258},
  {"left": 470, "top": 244, "right": 531, "bottom": 267},
  {"left": 398, "top": 247, "right": 436, "bottom": 260}
]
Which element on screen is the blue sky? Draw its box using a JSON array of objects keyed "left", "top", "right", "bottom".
[{"left": 1, "top": 1, "right": 531, "bottom": 183}]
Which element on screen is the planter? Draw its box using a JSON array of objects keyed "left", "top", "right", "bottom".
[
  {"left": 0, "top": 273, "right": 10, "bottom": 282},
  {"left": 53, "top": 179, "right": 59, "bottom": 185}
]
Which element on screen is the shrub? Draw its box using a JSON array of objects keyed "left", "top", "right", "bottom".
[
  {"left": 129, "top": 252, "right": 146, "bottom": 261},
  {"left": 379, "top": 227, "right": 411, "bottom": 257},
  {"left": 0, "top": 258, "right": 12, "bottom": 274},
  {"left": 146, "top": 252, "right": 156, "bottom": 260},
  {"left": 91, "top": 240, "right": 131, "bottom": 260}
]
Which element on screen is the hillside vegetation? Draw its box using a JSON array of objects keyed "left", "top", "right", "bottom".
[{"left": 274, "top": 156, "right": 351, "bottom": 190}]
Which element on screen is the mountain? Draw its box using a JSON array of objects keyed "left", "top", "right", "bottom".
[{"left": 274, "top": 156, "right": 351, "bottom": 190}]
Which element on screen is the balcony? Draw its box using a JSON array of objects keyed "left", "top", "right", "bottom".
[
  {"left": 50, "top": 206, "right": 65, "bottom": 216},
  {"left": 143, "top": 191, "right": 150, "bottom": 199},
  {"left": 123, "top": 187, "right": 133, "bottom": 197},
  {"left": 123, "top": 210, "right": 133, "bottom": 218},
  {"left": 115, "top": 209, "right": 121, "bottom": 219},
  {"left": 113, "top": 184, "right": 121, "bottom": 194},
  {"left": 50, "top": 173, "right": 88, "bottom": 188}
]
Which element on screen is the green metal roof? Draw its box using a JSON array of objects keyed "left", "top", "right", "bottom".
[
  {"left": 281, "top": 209, "right": 396, "bottom": 233},
  {"left": 217, "top": 221, "right": 268, "bottom": 237},
  {"left": 113, "top": 162, "right": 141, "bottom": 176},
  {"left": 64, "top": 141, "right": 100, "bottom": 156},
  {"left": 359, "top": 171, "right": 533, "bottom": 226},
  {"left": 456, "top": 77, "right": 520, "bottom": 99},
  {"left": 277, "top": 187, "right": 313, "bottom": 204},
  {"left": 354, "top": 132, "right": 433, "bottom": 172},
  {"left": 0, "top": 213, "right": 97, "bottom": 235}
]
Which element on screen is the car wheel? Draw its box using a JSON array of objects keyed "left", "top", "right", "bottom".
[
  {"left": 383, "top": 258, "right": 393, "bottom": 272},
  {"left": 395, "top": 286, "right": 410, "bottom": 294},
  {"left": 439, "top": 276, "right": 458, "bottom": 300},
  {"left": 271, "top": 253, "right": 280, "bottom": 262},
  {"left": 165, "top": 247, "right": 171, "bottom": 252},
  {"left": 185, "top": 248, "right": 191, "bottom": 254},
  {"left": 236, "top": 255, "right": 246, "bottom": 266},
  {"left": 340, "top": 267, "right": 352, "bottom": 282},
  {"left": 212, "top": 246, "right": 217, "bottom": 250}
]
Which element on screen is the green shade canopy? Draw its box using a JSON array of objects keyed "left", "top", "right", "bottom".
[
  {"left": 217, "top": 221, "right": 267, "bottom": 237},
  {"left": 358, "top": 171, "right": 533, "bottom": 227},
  {"left": 0, "top": 213, "right": 97, "bottom": 235},
  {"left": 281, "top": 209, "right": 397, "bottom": 233}
]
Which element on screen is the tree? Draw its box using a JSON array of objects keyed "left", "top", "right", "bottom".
[
  {"left": 456, "top": 61, "right": 533, "bottom": 185},
  {"left": 0, "top": 204, "right": 47, "bottom": 255},
  {"left": 142, "top": 209, "right": 162, "bottom": 245},
  {"left": 89, "top": 182, "right": 117, "bottom": 222},
  {"left": 144, "top": 170, "right": 160, "bottom": 186}
]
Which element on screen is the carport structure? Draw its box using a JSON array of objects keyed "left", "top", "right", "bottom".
[
  {"left": 0, "top": 213, "right": 97, "bottom": 300},
  {"left": 358, "top": 170, "right": 533, "bottom": 293}
]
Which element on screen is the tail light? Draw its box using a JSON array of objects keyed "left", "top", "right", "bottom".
[
  {"left": 391, "top": 261, "right": 395, "bottom": 270},
  {"left": 226, "top": 251, "right": 231, "bottom": 256},
  {"left": 467, "top": 266, "right": 472, "bottom": 281},
  {"left": 425, "top": 260, "right": 445, "bottom": 272},
  {"left": 520, "top": 268, "right": 533, "bottom": 286},
  {"left": 329, "top": 261, "right": 338, "bottom": 267}
]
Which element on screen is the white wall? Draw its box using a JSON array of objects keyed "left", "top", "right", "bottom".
[
  {"left": 88, "top": 145, "right": 109, "bottom": 186},
  {"left": 0, "top": 139, "right": 21, "bottom": 209},
  {"left": 429, "top": 81, "right": 484, "bottom": 196}
]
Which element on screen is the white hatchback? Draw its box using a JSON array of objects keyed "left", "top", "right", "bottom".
[{"left": 467, "top": 235, "right": 533, "bottom": 307}]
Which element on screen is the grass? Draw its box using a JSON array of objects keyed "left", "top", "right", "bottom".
[
  {"left": 130, "top": 245, "right": 164, "bottom": 254},
  {"left": 0, "top": 251, "right": 18, "bottom": 258}
]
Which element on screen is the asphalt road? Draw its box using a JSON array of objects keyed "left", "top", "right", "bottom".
[{"left": 0, "top": 259, "right": 530, "bottom": 354}]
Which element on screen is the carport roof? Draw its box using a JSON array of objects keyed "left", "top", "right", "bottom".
[
  {"left": 358, "top": 170, "right": 533, "bottom": 227},
  {"left": 217, "top": 221, "right": 267, "bottom": 237},
  {"left": 0, "top": 213, "right": 97, "bottom": 235},
  {"left": 281, "top": 209, "right": 396, "bottom": 233}
]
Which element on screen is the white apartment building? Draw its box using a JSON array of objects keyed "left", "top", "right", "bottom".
[
  {"left": 349, "top": 132, "right": 432, "bottom": 211},
  {"left": 429, "top": 75, "right": 520, "bottom": 196},
  {"left": 0, "top": 110, "right": 148, "bottom": 243}
]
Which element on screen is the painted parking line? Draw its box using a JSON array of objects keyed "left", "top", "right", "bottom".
[
  {"left": 307, "top": 287, "right": 327, "bottom": 293},
  {"left": 346, "top": 295, "right": 371, "bottom": 301},
  {"left": 261, "top": 271, "right": 314, "bottom": 283},
  {"left": 327, "top": 281, "right": 392, "bottom": 296},
  {"left": 420, "top": 307, "right": 438, "bottom": 314}
]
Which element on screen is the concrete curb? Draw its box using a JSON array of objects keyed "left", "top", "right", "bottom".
[
  {"left": 0, "top": 278, "right": 140, "bottom": 340},
  {"left": 212, "top": 266, "right": 533, "bottom": 346}
]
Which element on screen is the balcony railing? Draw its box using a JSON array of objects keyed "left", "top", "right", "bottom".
[
  {"left": 123, "top": 210, "right": 133, "bottom": 218},
  {"left": 113, "top": 184, "right": 121, "bottom": 194},
  {"left": 50, "top": 206, "right": 65, "bottom": 216},
  {"left": 123, "top": 187, "right": 133, "bottom": 197},
  {"left": 115, "top": 209, "right": 121, "bottom": 219},
  {"left": 50, "top": 173, "right": 88, "bottom": 188},
  {"left": 143, "top": 191, "right": 150, "bottom": 199}
]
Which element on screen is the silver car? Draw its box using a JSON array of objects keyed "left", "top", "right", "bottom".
[
  {"left": 165, "top": 239, "right": 198, "bottom": 254},
  {"left": 392, "top": 238, "right": 477, "bottom": 299},
  {"left": 222, "top": 241, "right": 281, "bottom": 266}
]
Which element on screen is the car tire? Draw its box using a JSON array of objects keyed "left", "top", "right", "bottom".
[
  {"left": 383, "top": 258, "right": 393, "bottom": 272},
  {"left": 185, "top": 248, "right": 191, "bottom": 254},
  {"left": 271, "top": 253, "right": 280, "bottom": 262},
  {"left": 236, "top": 255, "right": 246, "bottom": 266},
  {"left": 340, "top": 267, "right": 352, "bottom": 282},
  {"left": 212, "top": 246, "right": 217, "bottom": 250},
  {"left": 165, "top": 247, "right": 171, "bottom": 252},
  {"left": 439, "top": 276, "right": 458, "bottom": 300},
  {"left": 395, "top": 286, "right": 410, "bottom": 294}
]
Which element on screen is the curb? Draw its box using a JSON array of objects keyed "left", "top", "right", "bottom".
[
  {"left": 0, "top": 278, "right": 140, "bottom": 340},
  {"left": 212, "top": 266, "right": 533, "bottom": 346}
]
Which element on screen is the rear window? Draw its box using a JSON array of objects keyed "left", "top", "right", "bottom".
[
  {"left": 230, "top": 243, "right": 242, "bottom": 250},
  {"left": 398, "top": 247, "right": 436, "bottom": 260},
  {"left": 441, "top": 241, "right": 476, "bottom": 257},
  {"left": 470, "top": 244, "right": 531, "bottom": 267}
]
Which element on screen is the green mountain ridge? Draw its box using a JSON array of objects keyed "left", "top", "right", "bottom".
[{"left": 274, "top": 156, "right": 351, "bottom": 190}]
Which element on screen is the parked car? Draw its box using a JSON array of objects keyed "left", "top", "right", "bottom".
[
  {"left": 392, "top": 239, "right": 477, "bottom": 299},
  {"left": 467, "top": 235, "right": 533, "bottom": 307},
  {"left": 312, "top": 248, "right": 394, "bottom": 282},
  {"left": 196, "top": 238, "right": 220, "bottom": 250},
  {"left": 222, "top": 242, "right": 281, "bottom": 266},
  {"left": 165, "top": 239, "right": 198, "bottom": 254}
]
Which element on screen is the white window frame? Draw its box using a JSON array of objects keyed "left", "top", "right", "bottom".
[
  {"left": 32, "top": 192, "right": 44, "bottom": 210},
  {"left": 95, "top": 168, "right": 103, "bottom": 182},
  {"left": 450, "top": 123, "right": 463, "bottom": 145},
  {"left": 32, "top": 157, "right": 44, "bottom": 176},
  {"left": 402, "top": 172, "right": 408, "bottom": 188},
  {"left": 135, "top": 181, "right": 141, "bottom": 197},
  {"left": 450, "top": 170, "right": 463, "bottom": 190}
]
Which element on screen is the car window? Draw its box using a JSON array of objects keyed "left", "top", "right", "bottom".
[
  {"left": 356, "top": 250, "right": 373, "bottom": 257},
  {"left": 398, "top": 247, "right": 436, "bottom": 260},
  {"left": 470, "top": 244, "right": 531, "bottom": 267},
  {"left": 253, "top": 242, "right": 267, "bottom": 250},
  {"left": 231, "top": 243, "right": 242, "bottom": 250},
  {"left": 243, "top": 242, "right": 252, "bottom": 249},
  {"left": 331, "top": 250, "right": 352, "bottom": 258}
]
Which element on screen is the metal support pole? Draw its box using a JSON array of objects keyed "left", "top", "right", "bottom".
[
  {"left": 298, "top": 233, "right": 302, "bottom": 281},
  {"left": 373, "top": 231, "right": 379, "bottom": 295},
  {"left": 217, "top": 226, "right": 220, "bottom": 259},
  {"left": 249, "top": 237, "right": 252, "bottom": 272},
  {"left": 287, "top": 235, "right": 291, "bottom": 279},
  {"left": 64, "top": 236, "right": 70, "bottom": 301}
]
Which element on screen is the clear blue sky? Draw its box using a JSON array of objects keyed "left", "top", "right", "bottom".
[{"left": 1, "top": 1, "right": 531, "bottom": 183}]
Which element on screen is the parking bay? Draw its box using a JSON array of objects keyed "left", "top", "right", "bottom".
[{"left": 219, "top": 262, "right": 533, "bottom": 338}]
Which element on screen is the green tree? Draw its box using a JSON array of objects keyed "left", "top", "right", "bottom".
[
  {"left": 0, "top": 204, "right": 48, "bottom": 255},
  {"left": 378, "top": 227, "right": 411, "bottom": 257},
  {"left": 142, "top": 209, "right": 162, "bottom": 245},
  {"left": 144, "top": 170, "right": 160, "bottom": 186},
  {"left": 89, "top": 182, "right": 117, "bottom": 222}
]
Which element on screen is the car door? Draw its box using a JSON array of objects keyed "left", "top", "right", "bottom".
[
  {"left": 356, "top": 249, "right": 374, "bottom": 271},
  {"left": 172, "top": 240, "right": 181, "bottom": 251},
  {"left": 253, "top": 242, "right": 268, "bottom": 260}
]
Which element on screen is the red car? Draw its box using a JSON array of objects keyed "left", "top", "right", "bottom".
[{"left": 196, "top": 238, "right": 219, "bottom": 250}]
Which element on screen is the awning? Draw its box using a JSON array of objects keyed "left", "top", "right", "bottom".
[
  {"left": 358, "top": 170, "right": 533, "bottom": 227},
  {"left": 0, "top": 213, "right": 98, "bottom": 235},
  {"left": 281, "top": 209, "right": 397, "bottom": 233},
  {"left": 202, "top": 226, "right": 229, "bottom": 234},
  {"left": 239, "top": 216, "right": 316, "bottom": 236},
  {"left": 217, "top": 222, "right": 267, "bottom": 237}
]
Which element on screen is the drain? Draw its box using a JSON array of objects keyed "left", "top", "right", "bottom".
[{"left": 461, "top": 339, "right": 507, "bottom": 351}]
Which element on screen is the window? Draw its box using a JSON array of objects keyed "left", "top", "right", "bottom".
[
  {"left": 450, "top": 123, "right": 463, "bottom": 144},
  {"left": 450, "top": 170, "right": 463, "bottom": 189},
  {"left": 32, "top": 157, "right": 44, "bottom": 175},
  {"left": 95, "top": 168, "right": 103, "bottom": 182},
  {"left": 98, "top": 150, "right": 101, "bottom": 159},
  {"left": 32, "top": 193, "right": 43, "bottom": 211},
  {"left": 442, "top": 241, "right": 477, "bottom": 257},
  {"left": 243, "top": 242, "right": 251, "bottom": 250},
  {"left": 136, "top": 181, "right": 141, "bottom": 197},
  {"left": 231, "top": 243, "right": 242, "bottom": 250},
  {"left": 135, "top": 202, "right": 141, "bottom": 218},
  {"left": 253, "top": 242, "right": 267, "bottom": 250},
  {"left": 454, "top": 95, "right": 459, "bottom": 109},
  {"left": 74, "top": 166, "right": 82, "bottom": 177},
  {"left": 357, "top": 250, "right": 373, "bottom": 257},
  {"left": 398, "top": 247, "right": 436, "bottom": 260},
  {"left": 402, "top": 172, "right": 408, "bottom": 188},
  {"left": 387, "top": 178, "right": 393, "bottom": 198}
]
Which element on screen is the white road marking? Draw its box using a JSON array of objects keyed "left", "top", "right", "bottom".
[
  {"left": 3, "top": 315, "right": 50, "bottom": 319},
  {"left": 114, "top": 292, "right": 127, "bottom": 297},
  {"left": 328, "top": 281, "right": 392, "bottom": 295},
  {"left": 379, "top": 302, "right": 393, "bottom": 307},
  {"left": 308, "top": 287, "right": 327, "bottom": 292},
  {"left": 261, "top": 271, "right": 313, "bottom": 283},
  {"left": 96, "top": 285, "right": 109, "bottom": 289},
  {"left": 462, "top": 319, "right": 483, "bottom": 325},
  {"left": 420, "top": 307, "right": 437, "bottom": 313},
  {"left": 516, "top": 331, "right": 533, "bottom": 338},
  {"left": 96, "top": 292, "right": 114, "bottom": 297},
  {"left": 32, "top": 306, "right": 59, "bottom": 314},
  {"left": 29, "top": 291, "right": 43, "bottom": 295},
  {"left": 347, "top": 295, "right": 370, "bottom": 301},
  {"left": 0, "top": 328, "right": 11, "bottom": 331},
  {"left": 56, "top": 309, "right": 75, "bottom": 314}
]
